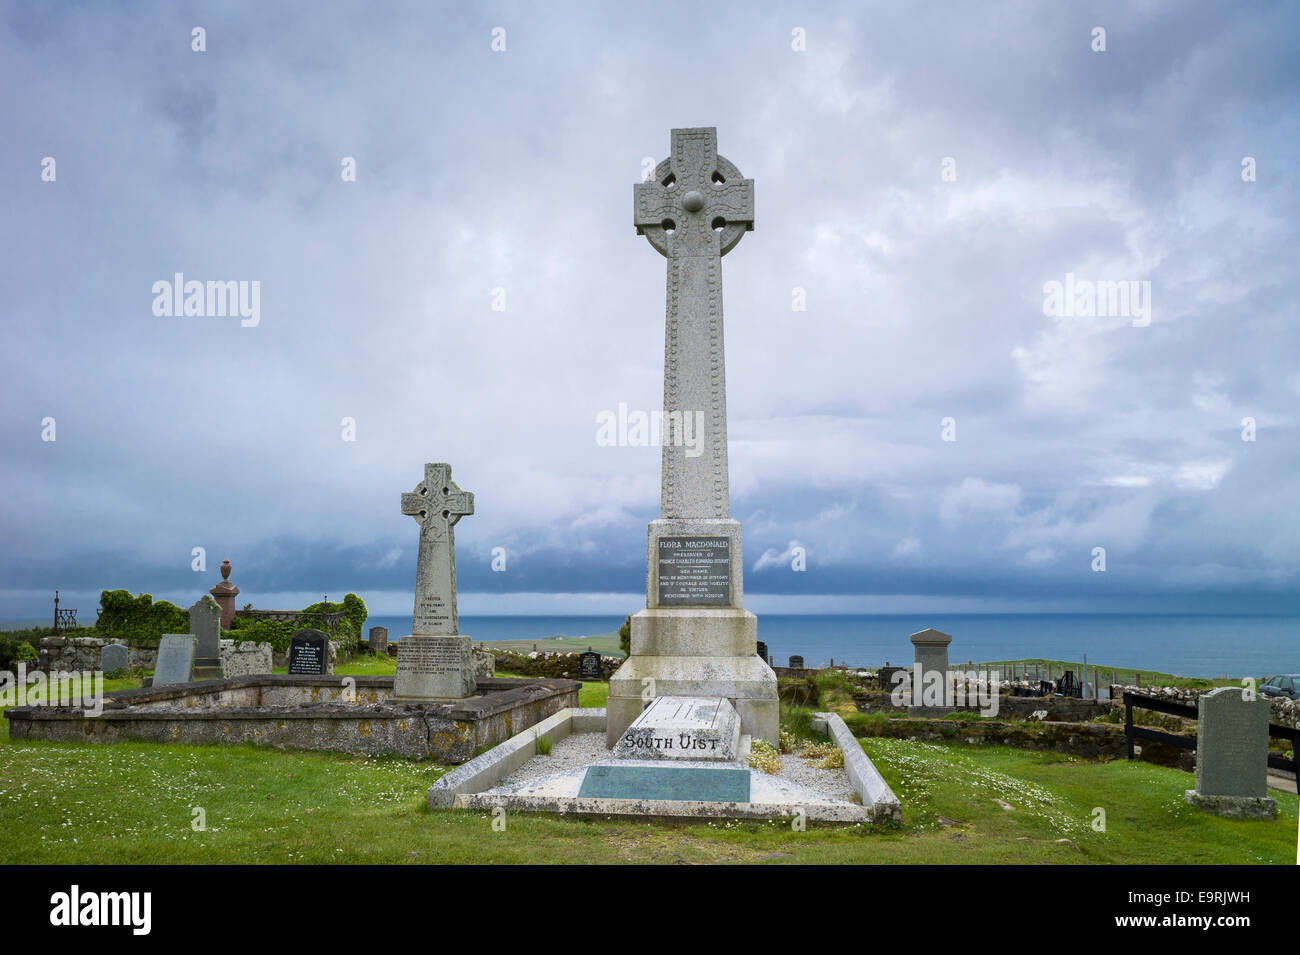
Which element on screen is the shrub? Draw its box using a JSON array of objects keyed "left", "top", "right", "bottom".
[
  {"left": 0, "top": 634, "right": 40, "bottom": 671},
  {"left": 534, "top": 730, "right": 553, "bottom": 755},
  {"left": 618, "top": 615, "right": 631, "bottom": 656},
  {"left": 748, "top": 739, "right": 781, "bottom": 775},
  {"left": 95, "top": 590, "right": 189, "bottom": 643}
]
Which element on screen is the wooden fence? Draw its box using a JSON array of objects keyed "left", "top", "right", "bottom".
[{"left": 1123, "top": 691, "right": 1300, "bottom": 781}]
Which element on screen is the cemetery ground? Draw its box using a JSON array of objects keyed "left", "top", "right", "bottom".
[{"left": 0, "top": 658, "right": 1294, "bottom": 864}]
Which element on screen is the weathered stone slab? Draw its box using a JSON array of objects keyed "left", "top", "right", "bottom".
[
  {"left": 393, "top": 634, "right": 476, "bottom": 700},
  {"left": 579, "top": 763, "right": 750, "bottom": 802},
  {"left": 100, "top": 643, "right": 129, "bottom": 673},
  {"left": 369, "top": 626, "right": 389, "bottom": 654},
  {"left": 153, "top": 635, "right": 195, "bottom": 686},
  {"left": 1185, "top": 686, "right": 1277, "bottom": 819},
  {"left": 613, "top": 695, "right": 740, "bottom": 761}
]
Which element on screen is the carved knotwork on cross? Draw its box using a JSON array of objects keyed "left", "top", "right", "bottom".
[
  {"left": 634, "top": 127, "right": 754, "bottom": 259},
  {"left": 401, "top": 463, "right": 474, "bottom": 543},
  {"left": 633, "top": 128, "right": 754, "bottom": 519}
]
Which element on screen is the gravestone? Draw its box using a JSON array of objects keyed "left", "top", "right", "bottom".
[
  {"left": 189, "top": 594, "right": 224, "bottom": 681},
  {"left": 788, "top": 655, "right": 804, "bottom": 669},
  {"left": 153, "top": 634, "right": 196, "bottom": 686},
  {"left": 1185, "top": 687, "right": 1277, "bottom": 819},
  {"left": 878, "top": 665, "right": 905, "bottom": 692},
  {"left": 908, "top": 628, "right": 953, "bottom": 713},
  {"left": 579, "top": 649, "right": 602, "bottom": 680},
  {"left": 755, "top": 640, "right": 768, "bottom": 663},
  {"left": 288, "top": 629, "right": 328, "bottom": 675},
  {"left": 100, "top": 642, "right": 129, "bottom": 673},
  {"left": 613, "top": 696, "right": 741, "bottom": 761},
  {"left": 607, "top": 127, "right": 777, "bottom": 747},
  {"left": 369, "top": 626, "right": 389, "bottom": 655},
  {"left": 393, "top": 463, "right": 477, "bottom": 700}
]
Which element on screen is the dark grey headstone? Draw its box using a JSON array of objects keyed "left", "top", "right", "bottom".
[
  {"left": 100, "top": 642, "right": 129, "bottom": 673},
  {"left": 288, "top": 629, "right": 328, "bottom": 675},
  {"left": 788, "top": 655, "right": 804, "bottom": 669},
  {"left": 756, "top": 640, "right": 768, "bottom": 662},
  {"left": 188, "top": 595, "right": 223, "bottom": 659},
  {"left": 579, "top": 650, "right": 602, "bottom": 680},
  {"left": 369, "top": 626, "right": 389, "bottom": 653}
]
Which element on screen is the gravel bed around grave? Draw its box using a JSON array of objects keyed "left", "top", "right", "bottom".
[
  {"left": 500, "top": 732, "right": 611, "bottom": 786},
  {"left": 499, "top": 732, "right": 859, "bottom": 803},
  {"left": 774, "top": 751, "right": 858, "bottom": 803}
]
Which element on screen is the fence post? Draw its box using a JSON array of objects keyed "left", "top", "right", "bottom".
[{"left": 1125, "top": 693, "right": 1134, "bottom": 761}]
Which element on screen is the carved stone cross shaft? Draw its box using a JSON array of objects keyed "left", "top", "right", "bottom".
[
  {"left": 634, "top": 127, "right": 754, "bottom": 519},
  {"left": 400, "top": 462, "right": 474, "bottom": 635}
]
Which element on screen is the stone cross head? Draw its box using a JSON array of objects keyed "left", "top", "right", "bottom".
[
  {"left": 634, "top": 127, "right": 754, "bottom": 258},
  {"left": 401, "top": 463, "right": 474, "bottom": 541}
]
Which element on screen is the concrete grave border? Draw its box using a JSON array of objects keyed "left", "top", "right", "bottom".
[{"left": 427, "top": 705, "right": 902, "bottom": 825}]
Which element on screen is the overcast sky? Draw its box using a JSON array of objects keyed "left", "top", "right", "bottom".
[{"left": 2, "top": 1, "right": 1298, "bottom": 621}]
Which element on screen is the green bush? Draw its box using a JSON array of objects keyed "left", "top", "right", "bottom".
[
  {"left": 227, "top": 594, "right": 369, "bottom": 656},
  {"left": 618, "top": 615, "right": 631, "bottom": 656},
  {"left": 0, "top": 634, "right": 40, "bottom": 671},
  {"left": 95, "top": 590, "right": 189, "bottom": 643}
]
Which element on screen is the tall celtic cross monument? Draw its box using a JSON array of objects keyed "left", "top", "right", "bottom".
[
  {"left": 606, "top": 127, "right": 778, "bottom": 746},
  {"left": 393, "top": 462, "right": 478, "bottom": 699}
]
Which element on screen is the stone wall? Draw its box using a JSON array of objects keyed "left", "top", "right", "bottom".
[
  {"left": 493, "top": 649, "right": 622, "bottom": 680},
  {"left": 847, "top": 715, "right": 1196, "bottom": 770},
  {"left": 220, "top": 640, "right": 273, "bottom": 677},
  {"left": 1112, "top": 685, "right": 1300, "bottom": 729},
  {"left": 38, "top": 634, "right": 273, "bottom": 678},
  {"left": 852, "top": 689, "right": 1111, "bottom": 722}
]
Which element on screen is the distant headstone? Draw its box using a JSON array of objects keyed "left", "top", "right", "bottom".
[
  {"left": 788, "top": 655, "right": 804, "bottom": 669},
  {"left": 288, "top": 629, "right": 328, "bottom": 675},
  {"left": 1185, "top": 687, "right": 1277, "bottom": 819},
  {"left": 579, "top": 649, "right": 602, "bottom": 680},
  {"left": 908, "top": 628, "right": 954, "bottom": 713},
  {"left": 756, "top": 640, "right": 768, "bottom": 662},
  {"left": 878, "top": 665, "right": 905, "bottom": 692},
  {"left": 153, "top": 635, "right": 196, "bottom": 686},
  {"left": 100, "top": 642, "right": 129, "bottom": 673},
  {"left": 190, "top": 594, "right": 224, "bottom": 681},
  {"left": 369, "top": 626, "right": 389, "bottom": 654}
]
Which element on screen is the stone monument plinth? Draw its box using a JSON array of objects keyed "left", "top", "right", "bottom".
[
  {"left": 907, "top": 627, "right": 954, "bottom": 715},
  {"left": 606, "top": 127, "right": 777, "bottom": 746}
]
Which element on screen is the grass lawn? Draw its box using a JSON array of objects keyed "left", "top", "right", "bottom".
[
  {"left": 975, "top": 659, "right": 1244, "bottom": 689},
  {"left": 0, "top": 688, "right": 1293, "bottom": 864}
]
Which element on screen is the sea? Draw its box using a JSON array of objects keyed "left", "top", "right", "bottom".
[{"left": 361, "top": 613, "right": 1300, "bottom": 678}]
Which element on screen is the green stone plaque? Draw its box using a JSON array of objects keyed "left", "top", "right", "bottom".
[{"left": 578, "top": 764, "right": 751, "bottom": 802}]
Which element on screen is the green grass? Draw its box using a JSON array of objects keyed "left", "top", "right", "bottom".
[
  {"left": 0, "top": 710, "right": 1291, "bottom": 864},
  {"left": 0, "top": 705, "right": 1293, "bottom": 864},
  {"left": 476, "top": 631, "right": 624, "bottom": 657},
  {"left": 974, "top": 659, "right": 1246, "bottom": 688}
]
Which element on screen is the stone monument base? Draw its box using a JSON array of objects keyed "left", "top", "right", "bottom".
[
  {"left": 393, "top": 634, "right": 477, "bottom": 701},
  {"left": 606, "top": 608, "right": 777, "bottom": 747},
  {"left": 192, "top": 656, "right": 224, "bottom": 682},
  {"left": 1184, "top": 790, "right": 1277, "bottom": 820}
]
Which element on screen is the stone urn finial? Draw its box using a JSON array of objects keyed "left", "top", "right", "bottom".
[{"left": 210, "top": 559, "right": 240, "bottom": 629}]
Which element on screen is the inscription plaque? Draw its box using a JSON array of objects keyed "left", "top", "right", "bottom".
[
  {"left": 657, "top": 536, "right": 731, "bottom": 606},
  {"left": 578, "top": 764, "right": 751, "bottom": 802},
  {"left": 288, "top": 629, "right": 328, "bottom": 675}
]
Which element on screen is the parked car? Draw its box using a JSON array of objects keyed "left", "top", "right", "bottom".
[{"left": 1260, "top": 674, "right": 1300, "bottom": 701}]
